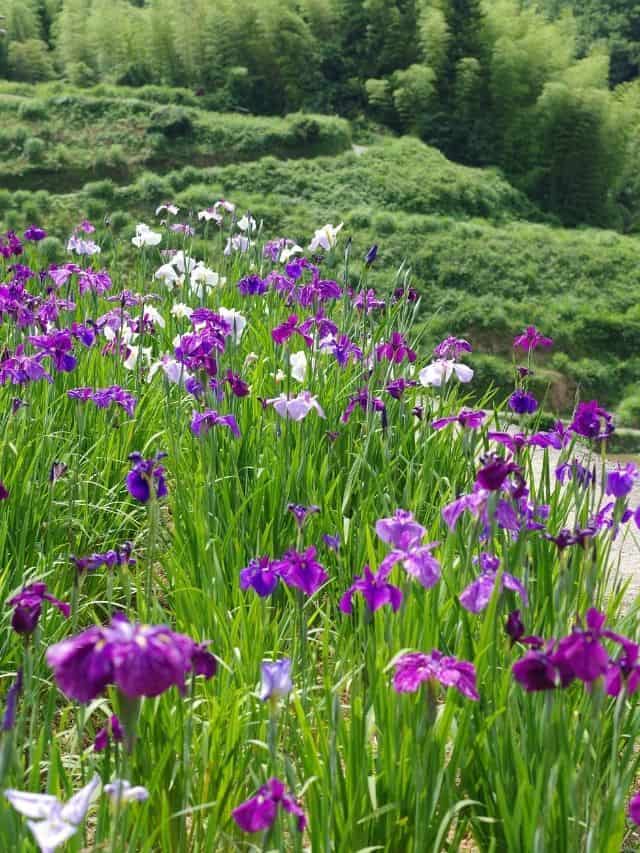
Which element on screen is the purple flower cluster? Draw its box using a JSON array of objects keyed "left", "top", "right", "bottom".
[
  {"left": 71, "top": 542, "right": 135, "bottom": 573},
  {"left": 68, "top": 385, "right": 138, "bottom": 418},
  {"left": 46, "top": 612, "right": 216, "bottom": 702},
  {"left": 512, "top": 608, "right": 639, "bottom": 695},
  {"left": 393, "top": 650, "right": 479, "bottom": 701},
  {"left": 241, "top": 547, "right": 328, "bottom": 598}
]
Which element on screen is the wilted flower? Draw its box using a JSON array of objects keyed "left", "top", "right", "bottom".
[
  {"left": 8, "top": 582, "right": 70, "bottom": 635},
  {"left": 125, "top": 451, "right": 167, "bottom": 502},
  {"left": 393, "top": 650, "right": 479, "bottom": 700},
  {"left": 339, "top": 564, "right": 402, "bottom": 614},
  {"left": 233, "top": 777, "right": 307, "bottom": 834},
  {"left": 2, "top": 669, "right": 22, "bottom": 732},
  {"left": 259, "top": 659, "right": 292, "bottom": 702},
  {"left": 5, "top": 775, "right": 100, "bottom": 853},
  {"left": 46, "top": 612, "right": 216, "bottom": 702}
]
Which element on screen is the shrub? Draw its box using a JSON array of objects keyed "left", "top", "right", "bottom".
[{"left": 23, "top": 137, "right": 46, "bottom": 163}]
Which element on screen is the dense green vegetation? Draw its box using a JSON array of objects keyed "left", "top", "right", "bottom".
[{"left": 2, "top": 0, "right": 640, "bottom": 226}]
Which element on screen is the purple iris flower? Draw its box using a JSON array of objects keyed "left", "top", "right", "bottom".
[
  {"left": 225, "top": 370, "right": 249, "bottom": 397},
  {"left": 385, "top": 377, "right": 417, "bottom": 399},
  {"left": 433, "top": 336, "right": 472, "bottom": 360},
  {"left": 629, "top": 793, "right": 640, "bottom": 826},
  {"left": 45, "top": 612, "right": 217, "bottom": 702},
  {"left": 259, "top": 659, "right": 292, "bottom": 702},
  {"left": 364, "top": 244, "right": 378, "bottom": 265},
  {"left": 505, "top": 610, "right": 525, "bottom": 644},
  {"left": 72, "top": 542, "right": 135, "bottom": 573},
  {"left": 607, "top": 463, "right": 637, "bottom": 499},
  {"left": 78, "top": 268, "right": 112, "bottom": 295},
  {"left": 94, "top": 714, "right": 124, "bottom": 752},
  {"left": 376, "top": 509, "right": 425, "bottom": 550},
  {"left": 319, "top": 334, "right": 363, "bottom": 367},
  {"left": 475, "top": 454, "right": 521, "bottom": 492},
  {"left": 287, "top": 503, "right": 320, "bottom": 529},
  {"left": 375, "top": 332, "right": 416, "bottom": 364},
  {"left": 91, "top": 386, "right": 138, "bottom": 418},
  {"left": 0, "top": 482, "right": 8, "bottom": 501},
  {"left": 393, "top": 650, "right": 479, "bottom": 701},
  {"left": 23, "top": 226, "right": 47, "bottom": 242},
  {"left": 232, "top": 778, "right": 307, "bottom": 834},
  {"left": 432, "top": 408, "right": 486, "bottom": 431},
  {"left": 0, "top": 230, "right": 22, "bottom": 258},
  {"left": 28, "top": 330, "right": 77, "bottom": 373},
  {"left": 605, "top": 640, "right": 640, "bottom": 697},
  {"left": 512, "top": 643, "right": 575, "bottom": 692},
  {"left": 339, "top": 564, "right": 402, "bottom": 614},
  {"left": 513, "top": 326, "right": 553, "bottom": 351},
  {"left": 488, "top": 432, "right": 529, "bottom": 454},
  {"left": 569, "top": 400, "right": 614, "bottom": 440},
  {"left": 1, "top": 670, "right": 22, "bottom": 732},
  {"left": 352, "top": 288, "right": 385, "bottom": 313},
  {"left": 191, "top": 410, "right": 241, "bottom": 439},
  {"left": 508, "top": 389, "right": 538, "bottom": 414},
  {"left": 126, "top": 452, "right": 168, "bottom": 502},
  {"left": 459, "top": 569, "right": 528, "bottom": 614},
  {"left": 49, "top": 462, "right": 69, "bottom": 483},
  {"left": 8, "top": 582, "right": 70, "bottom": 635},
  {"left": 396, "top": 285, "right": 419, "bottom": 302},
  {"left": 341, "top": 388, "right": 386, "bottom": 424},
  {"left": 273, "top": 547, "right": 328, "bottom": 596},
  {"left": 271, "top": 314, "right": 314, "bottom": 347},
  {"left": 556, "top": 608, "right": 617, "bottom": 683},
  {"left": 556, "top": 459, "right": 594, "bottom": 488},
  {"left": 240, "top": 556, "right": 280, "bottom": 597},
  {"left": 322, "top": 533, "right": 340, "bottom": 552}
]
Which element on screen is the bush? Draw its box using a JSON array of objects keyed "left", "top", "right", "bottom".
[
  {"left": 23, "top": 137, "right": 46, "bottom": 163},
  {"left": 617, "top": 393, "right": 640, "bottom": 429},
  {"left": 148, "top": 106, "right": 194, "bottom": 139},
  {"left": 17, "top": 100, "right": 47, "bottom": 121}
]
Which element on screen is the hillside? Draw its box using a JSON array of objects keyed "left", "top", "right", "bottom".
[{"left": 2, "top": 86, "right": 640, "bottom": 423}]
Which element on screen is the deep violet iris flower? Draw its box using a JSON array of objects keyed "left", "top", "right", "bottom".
[
  {"left": 8, "top": 582, "right": 70, "bottom": 635},
  {"left": 339, "top": 564, "right": 402, "bottom": 614},
  {"left": 125, "top": 452, "right": 167, "bottom": 502},
  {"left": 232, "top": 778, "right": 307, "bottom": 834},
  {"left": 45, "top": 612, "right": 216, "bottom": 702}
]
